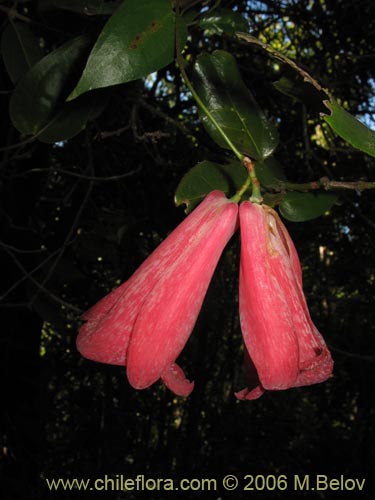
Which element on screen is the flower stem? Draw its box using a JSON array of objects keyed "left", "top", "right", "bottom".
[
  {"left": 243, "top": 157, "right": 263, "bottom": 203},
  {"left": 230, "top": 174, "right": 252, "bottom": 203},
  {"left": 175, "top": 3, "right": 244, "bottom": 162}
]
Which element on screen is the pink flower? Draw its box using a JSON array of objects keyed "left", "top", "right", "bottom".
[
  {"left": 236, "top": 201, "right": 333, "bottom": 400},
  {"left": 77, "top": 191, "right": 238, "bottom": 396}
]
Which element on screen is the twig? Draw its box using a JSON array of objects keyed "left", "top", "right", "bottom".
[
  {"left": 0, "top": 239, "right": 76, "bottom": 302},
  {"left": 0, "top": 240, "right": 47, "bottom": 255},
  {"left": 0, "top": 5, "right": 31, "bottom": 24},
  {"left": 274, "top": 177, "right": 375, "bottom": 192},
  {"left": 330, "top": 345, "right": 375, "bottom": 362},
  {"left": 13, "top": 165, "right": 142, "bottom": 181},
  {"left": 1, "top": 244, "right": 82, "bottom": 314},
  {"left": 28, "top": 132, "right": 95, "bottom": 307},
  {"left": 139, "top": 100, "right": 193, "bottom": 136}
]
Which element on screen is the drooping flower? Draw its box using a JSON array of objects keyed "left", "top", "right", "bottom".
[
  {"left": 77, "top": 191, "right": 238, "bottom": 396},
  {"left": 237, "top": 201, "right": 333, "bottom": 400}
]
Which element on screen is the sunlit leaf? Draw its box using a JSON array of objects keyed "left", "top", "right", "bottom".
[
  {"left": 279, "top": 192, "right": 337, "bottom": 222},
  {"left": 237, "top": 33, "right": 375, "bottom": 158},
  {"left": 323, "top": 99, "right": 375, "bottom": 158},
  {"left": 175, "top": 160, "right": 248, "bottom": 213},
  {"left": 199, "top": 8, "right": 248, "bottom": 36},
  {"left": 1, "top": 22, "right": 44, "bottom": 84},
  {"left": 68, "top": 0, "right": 178, "bottom": 100},
  {"left": 194, "top": 50, "right": 279, "bottom": 160}
]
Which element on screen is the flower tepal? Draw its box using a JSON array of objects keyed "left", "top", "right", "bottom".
[
  {"left": 237, "top": 201, "right": 333, "bottom": 400},
  {"left": 77, "top": 191, "right": 238, "bottom": 396}
]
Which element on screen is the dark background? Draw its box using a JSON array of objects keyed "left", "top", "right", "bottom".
[{"left": 1, "top": 0, "right": 374, "bottom": 498}]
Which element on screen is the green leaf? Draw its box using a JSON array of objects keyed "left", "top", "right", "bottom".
[
  {"left": 272, "top": 71, "right": 327, "bottom": 114},
  {"left": 194, "top": 50, "right": 279, "bottom": 160},
  {"left": 9, "top": 35, "right": 93, "bottom": 138},
  {"left": 236, "top": 34, "right": 375, "bottom": 158},
  {"left": 199, "top": 9, "right": 248, "bottom": 36},
  {"left": 68, "top": 0, "right": 178, "bottom": 100},
  {"left": 38, "top": 0, "right": 119, "bottom": 16},
  {"left": 1, "top": 22, "right": 44, "bottom": 84},
  {"left": 37, "top": 90, "right": 109, "bottom": 143},
  {"left": 175, "top": 160, "right": 248, "bottom": 213},
  {"left": 323, "top": 99, "right": 375, "bottom": 158},
  {"left": 255, "top": 156, "right": 286, "bottom": 188},
  {"left": 279, "top": 192, "right": 337, "bottom": 222}
]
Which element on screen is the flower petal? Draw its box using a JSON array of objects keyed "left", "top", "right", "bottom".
[
  {"left": 126, "top": 199, "right": 238, "bottom": 390},
  {"left": 265, "top": 208, "right": 333, "bottom": 385},
  {"left": 238, "top": 202, "right": 333, "bottom": 397},
  {"left": 161, "top": 363, "right": 194, "bottom": 397},
  {"left": 239, "top": 201, "right": 300, "bottom": 391},
  {"left": 77, "top": 191, "right": 235, "bottom": 366}
]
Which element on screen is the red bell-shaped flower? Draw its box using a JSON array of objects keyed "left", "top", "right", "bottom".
[
  {"left": 77, "top": 191, "right": 238, "bottom": 396},
  {"left": 237, "top": 201, "right": 333, "bottom": 400}
]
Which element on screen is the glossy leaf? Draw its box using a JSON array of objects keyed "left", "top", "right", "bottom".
[
  {"left": 38, "top": 0, "right": 118, "bottom": 16},
  {"left": 194, "top": 50, "right": 279, "bottom": 160},
  {"left": 279, "top": 192, "right": 337, "bottom": 222},
  {"left": 255, "top": 156, "right": 286, "bottom": 188},
  {"left": 37, "top": 91, "right": 109, "bottom": 143},
  {"left": 199, "top": 9, "right": 248, "bottom": 36},
  {"left": 175, "top": 160, "right": 248, "bottom": 213},
  {"left": 323, "top": 99, "right": 375, "bottom": 158},
  {"left": 69, "top": 0, "right": 177, "bottom": 100},
  {"left": 1, "top": 22, "right": 44, "bottom": 84},
  {"left": 9, "top": 35, "right": 93, "bottom": 139}
]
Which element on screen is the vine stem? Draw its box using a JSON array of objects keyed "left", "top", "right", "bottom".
[
  {"left": 175, "top": 1, "right": 244, "bottom": 162},
  {"left": 275, "top": 177, "right": 375, "bottom": 192}
]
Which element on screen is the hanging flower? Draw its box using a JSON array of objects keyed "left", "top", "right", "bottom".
[
  {"left": 236, "top": 201, "right": 333, "bottom": 400},
  {"left": 77, "top": 191, "right": 238, "bottom": 396}
]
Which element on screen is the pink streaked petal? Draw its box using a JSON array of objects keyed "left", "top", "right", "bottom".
[
  {"left": 235, "top": 386, "right": 265, "bottom": 400},
  {"left": 239, "top": 202, "right": 300, "bottom": 390},
  {"left": 161, "top": 363, "right": 194, "bottom": 397},
  {"left": 294, "top": 346, "right": 334, "bottom": 386},
  {"left": 81, "top": 281, "right": 129, "bottom": 322},
  {"left": 266, "top": 209, "right": 333, "bottom": 384},
  {"left": 127, "top": 201, "right": 238, "bottom": 389},
  {"left": 77, "top": 191, "right": 230, "bottom": 366}
]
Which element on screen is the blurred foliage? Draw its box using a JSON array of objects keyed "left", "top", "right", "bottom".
[{"left": 1, "top": 0, "right": 375, "bottom": 499}]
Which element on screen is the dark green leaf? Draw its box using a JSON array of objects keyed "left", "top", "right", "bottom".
[
  {"left": 272, "top": 72, "right": 327, "bottom": 113},
  {"left": 175, "top": 160, "right": 248, "bottom": 213},
  {"left": 1, "top": 22, "right": 44, "bottom": 84},
  {"left": 37, "top": 90, "right": 109, "bottom": 143},
  {"left": 194, "top": 50, "right": 279, "bottom": 160},
  {"left": 9, "top": 35, "right": 93, "bottom": 138},
  {"left": 279, "top": 192, "right": 337, "bottom": 222},
  {"left": 69, "top": 0, "right": 178, "bottom": 100},
  {"left": 199, "top": 9, "right": 248, "bottom": 36},
  {"left": 38, "top": 0, "right": 119, "bottom": 16},
  {"left": 323, "top": 99, "right": 375, "bottom": 158},
  {"left": 255, "top": 156, "right": 286, "bottom": 188}
]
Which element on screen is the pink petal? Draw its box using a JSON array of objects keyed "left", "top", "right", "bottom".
[
  {"left": 161, "top": 363, "right": 194, "bottom": 397},
  {"left": 239, "top": 202, "right": 300, "bottom": 391},
  {"left": 76, "top": 191, "right": 235, "bottom": 366},
  {"left": 126, "top": 199, "right": 238, "bottom": 390},
  {"left": 235, "top": 349, "right": 264, "bottom": 400},
  {"left": 238, "top": 202, "right": 333, "bottom": 397}
]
